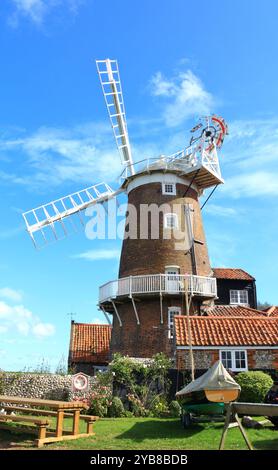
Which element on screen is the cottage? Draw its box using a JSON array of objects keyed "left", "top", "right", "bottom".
[
  {"left": 68, "top": 321, "right": 112, "bottom": 375},
  {"left": 174, "top": 314, "right": 278, "bottom": 374}
]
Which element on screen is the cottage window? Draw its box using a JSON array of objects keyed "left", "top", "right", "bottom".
[
  {"left": 164, "top": 213, "right": 178, "bottom": 229},
  {"left": 220, "top": 350, "right": 247, "bottom": 372},
  {"left": 162, "top": 183, "right": 176, "bottom": 195},
  {"left": 168, "top": 306, "right": 181, "bottom": 339},
  {"left": 230, "top": 289, "right": 249, "bottom": 306}
]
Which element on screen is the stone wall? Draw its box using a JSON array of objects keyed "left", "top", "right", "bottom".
[
  {"left": 176, "top": 349, "right": 278, "bottom": 371},
  {"left": 176, "top": 349, "right": 217, "bottom": 370},
  {"left": 0, "top": 372, "right": 96, "bottom": 401},
  {"left": 253, "top": 350, "right": 277, "bottom": 369}
]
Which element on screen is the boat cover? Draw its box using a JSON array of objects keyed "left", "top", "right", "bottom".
[{"left": 176, "top": 360, "right": 241, "bottom": 397}]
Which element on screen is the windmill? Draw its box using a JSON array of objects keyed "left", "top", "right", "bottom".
[{"left": 22, "top": 59, "right": 228, "bottom": 359}]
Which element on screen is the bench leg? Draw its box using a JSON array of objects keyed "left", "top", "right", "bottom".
[
  {"left": 87, "top": 421, "right": 94, "bottom": 434},
  {"left": 72, "top": 410, "right": 80, "bottom": 436},
  {"left": 35, "top": 424, "right": 48, "bottom": 448},
  {"left": 56, "top": 410, "right": 65, "bottom": 438}
]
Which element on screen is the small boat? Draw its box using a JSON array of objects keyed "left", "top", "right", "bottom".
[{"left": 176, "top": 360, "right": 241, "bottom": 427}]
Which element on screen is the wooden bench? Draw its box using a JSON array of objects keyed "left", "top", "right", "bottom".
[
  {"left": 0, "top": 395, "right": 94, "bottom": 447},
  {"left": 3, "top": 406, "right": 99, "bottom": 434},
  {"left": 0, "top": 414, "right": 50, "bottom": 442}
]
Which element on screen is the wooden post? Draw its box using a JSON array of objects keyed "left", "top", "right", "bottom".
[
  {"left": 56, "top": 410, "right": 64, "bottom": 438},
  {"left": 234, "top": 413, "right": 253, "bottom": 450},
  {"left": 72, "top": 409, "right": 80, "bottom": 436},
  {"left": 219, "top": 403, "right": 232, "bottom": 450},
  {"left": 219, "top": 403, "right": 253, "bottom": 450},
  {"left": 185, "top": 278, "right": 195, "bottom": 381}
]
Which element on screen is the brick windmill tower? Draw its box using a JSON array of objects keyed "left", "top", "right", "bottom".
[{"left": 22, "top": 59, "right": 228, "bottom": 360}]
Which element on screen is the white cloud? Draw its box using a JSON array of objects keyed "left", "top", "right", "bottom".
[
  {"left": 0, "top": 299, "right": 55, "bottom": 338},
  {"left": 150, "top": 70, "right": 213, "bottom": 127},
  {"left": 32, "top": 323, "right": 55, "bottom": 337},
  {"left": 0, "top": 123, "right": 122, "bottom": 189},
  {"left": 221, "top": 117, "right": 278, "bottom": 198},
  {"left": 10, "top": 0, "right": 47, "bottom": 25},
  {"left": 223, "top": 171, "right": 278, "bottom": 198},
  {"left": 0, "top": 287, "right": 23, "bottom": 302},
  {"left": 72, "top": 248, "right": 120, "bottom": 261},
  {"left": 9, "top": 0, "right": 85, "bottom": 26}
]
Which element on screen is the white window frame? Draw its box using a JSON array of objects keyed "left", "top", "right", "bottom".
[
  {"left": 162, "top": 182, "right": 176, "bottom": 195},
  {"left": 168, "top": 306, "right": 181, "bottom": 339},
  {"left": 219, "top": 349, "right": 248, "bottom": 372},
  {"left": 164, "top": 213, "right": 178, "bottom": 229},
  {"left": 230, "top": 289, "right": 249, "bottom": 306}
]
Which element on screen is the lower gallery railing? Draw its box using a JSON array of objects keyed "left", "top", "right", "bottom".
[{"left": 99, "top": 274, "right": 217, "bottom": 303}]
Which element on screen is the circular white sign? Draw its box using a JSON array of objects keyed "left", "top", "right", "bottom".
[{"left": 73, "top": 373, "right": 89, "bottom": 391}]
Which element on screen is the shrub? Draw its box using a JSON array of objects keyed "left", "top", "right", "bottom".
[
  {"left": 236, "top": 371, "right": 273, "bottom": 403},
  {"left": 108, "top": 397, "right": 125, "bottom": 417},
  {"left": 109, "top": 353, "right": 171, "bottom": 413},
  {"left": 169, "top": 400, "right": 181, "bottom": 417},
  {"left": 87, "top": 383, "right": 113, "bottom": 417},
  {"left": 127, "top": 393, "right": 149, "bottom": 417},
  {"left": 150, "top": 395, "right": 169, "bottom": 417}
]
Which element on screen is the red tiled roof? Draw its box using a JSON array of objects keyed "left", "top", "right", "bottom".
[
  {"left": 202, "top": 305, "right": 267, "bottom": 317},
  {"left": 213, "top": 268, "right": 255, "bottom": 281},
  {"left": 174, "top": 315, "right": 278, "bottom": 347},
  {"left": 264, "top": 306, "right": 278, "bottom": 318},
  {"left": 69, "top": 322, "right": 112, "bottom": 364}
]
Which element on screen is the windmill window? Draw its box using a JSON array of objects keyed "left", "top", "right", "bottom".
[
  {"left": 164, "top": 213, "right": 178, "bottom": 229},
  {"left": 220, "top": 350, "right": 247, "bottom": 372},
  {"left": 230, "top": 290, "right": 249, "bottom": 306},
  {"left": 168, "top": 306, "right": 181, "bottom": 339},
  {"left": 162, "top": 183, "right": 176, "bottom": 195}
]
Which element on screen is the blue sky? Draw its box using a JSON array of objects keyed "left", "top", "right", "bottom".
[{"left": 0, "top": 0, "right": 278, "bottom": 371}]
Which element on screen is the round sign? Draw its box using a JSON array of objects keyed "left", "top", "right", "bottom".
[{"left": 72, "top": 373, "right": 89, "bottom": 391}]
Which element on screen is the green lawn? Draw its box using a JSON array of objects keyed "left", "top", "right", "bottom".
[{"left": 0, "top": 417, "right": 277, "bottom": 450}]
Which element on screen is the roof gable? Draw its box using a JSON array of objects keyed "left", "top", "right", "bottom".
[
  {"left": 69, "top": 322, "right": 112, "bottom": 364},
  {"left": 264, "top": 306, "right": 278, "bottom": 317},
  {"left": 213, "top": 268, "right": 255, "bottom": 281}
]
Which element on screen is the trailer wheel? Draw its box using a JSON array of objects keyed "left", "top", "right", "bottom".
[{"left": 182, "top": 413, "right": 191, "bottom": 428}]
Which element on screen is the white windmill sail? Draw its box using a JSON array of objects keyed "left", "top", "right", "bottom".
[
  {"left": 22, "top": 182, "right": 123, "bottom": 248},
  {"left": 96, "top": 59, "right": 135, "bottom": 176}
]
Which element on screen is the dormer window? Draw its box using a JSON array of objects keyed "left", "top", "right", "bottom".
[
  {"left": 230, "top": 290, "right": 249, "bottom": 306},
  {"left": 162, "top": 183, "right": 176, "bottom": 195}
]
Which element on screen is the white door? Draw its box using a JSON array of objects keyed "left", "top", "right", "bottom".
[{"left": 165, "top": 267, "right": 180, "bottom": 293}]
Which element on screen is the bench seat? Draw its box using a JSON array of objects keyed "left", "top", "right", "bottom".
[{"left": 0, "top": 414, "right": 49, "bottom": 441}]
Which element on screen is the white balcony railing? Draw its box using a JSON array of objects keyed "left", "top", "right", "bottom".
[{"left": 99, "top": 274, "right": 217, "bottom": 303}]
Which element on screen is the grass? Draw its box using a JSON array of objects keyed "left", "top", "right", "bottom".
[{"left": 0, "top": 417, "right": 277, "bottom": 450}]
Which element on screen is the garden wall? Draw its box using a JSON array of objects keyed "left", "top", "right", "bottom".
[{"left": 0, "top": 372, "right": 96, "bottom": 401}]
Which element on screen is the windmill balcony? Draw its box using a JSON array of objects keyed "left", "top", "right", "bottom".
[{"left": 99, "top": 273, "right": 217, "bottom": 304}]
